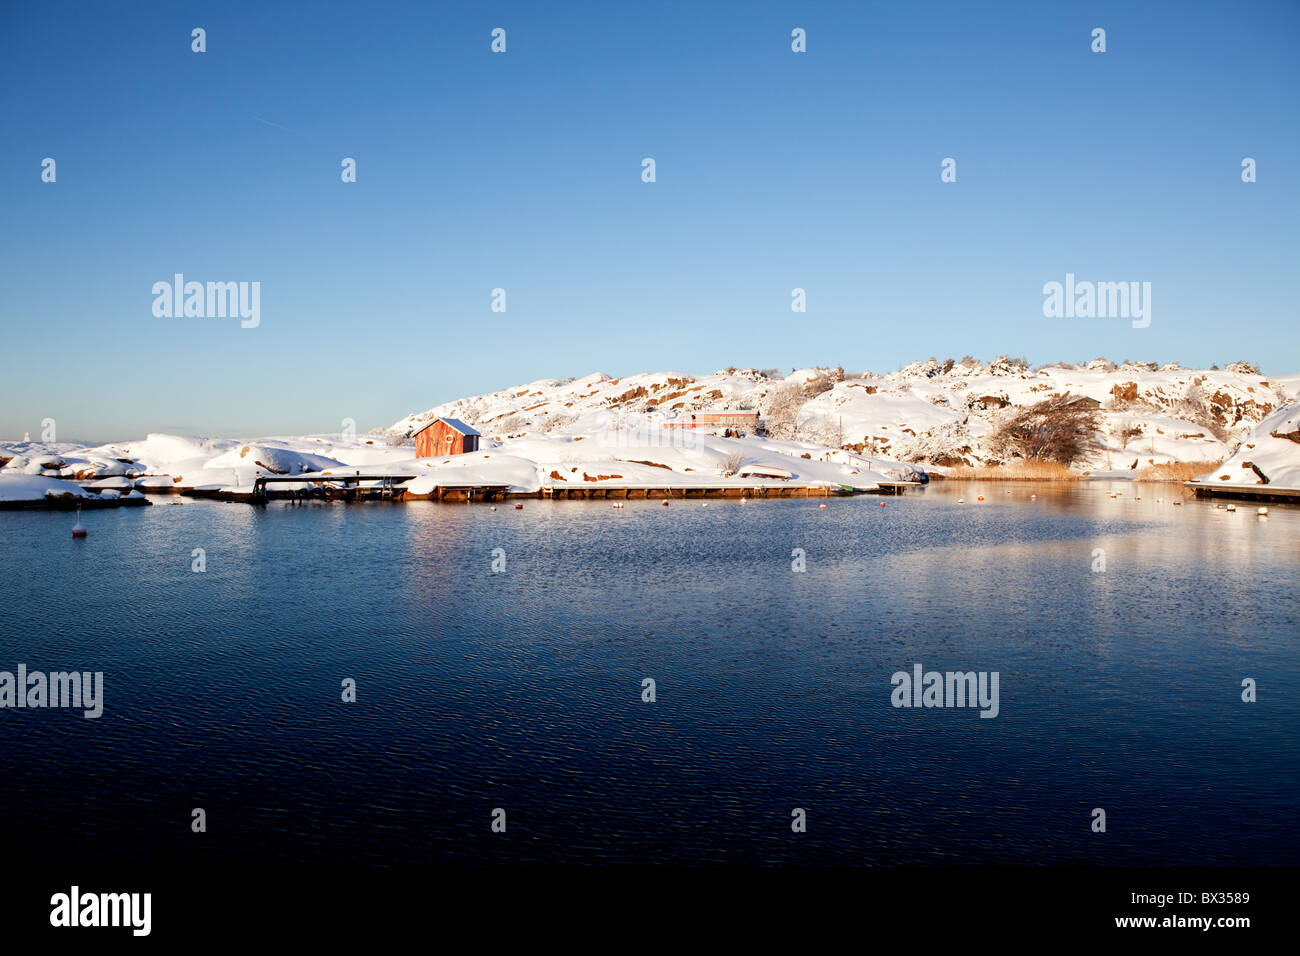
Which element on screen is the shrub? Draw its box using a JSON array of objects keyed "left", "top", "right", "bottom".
[
  {"left": 718, "top": 451, "right": 746, "bottom": 473},
  {"left": 760, "top": 383, "right": 804, "bottom": 439},
  {"left": 991, "top": 394, "right": 1102, "bottom": 465}
]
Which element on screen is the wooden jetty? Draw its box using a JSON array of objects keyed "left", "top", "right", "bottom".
[
  {"left": 237, "top": 472, "right": 419, "bottom": 504},
  {"left": 534, "top": 483, "right": 852, "bottom": 500},
  {"left": 1184, "top": 481, "right": 1300, "bottom": 504},
  {"left": 173, "top": 473, "right": 921, "bottom": 505},
  {"left": 214, "top": 472, "right": 512, "bottom": 504},
  {"left": 875, "top": 481, "right": 922, "bottom": 496}
]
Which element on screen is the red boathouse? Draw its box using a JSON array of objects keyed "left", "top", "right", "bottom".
[{"left": 413, "top": 417, "right": 481, "bottom": 458}]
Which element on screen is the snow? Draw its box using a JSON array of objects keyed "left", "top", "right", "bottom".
[
  {"left": 3, "top": 358, "right": 1297, "bottom": 503},
  {"left": 1195, "top": 402, "right": 1300, "bottom": 490},
  {"left": 0, "top": 474, "right": 101, "bottom": 503},
  {"left": 386, "top": 360, "right": 1295, "bottom": 472}
]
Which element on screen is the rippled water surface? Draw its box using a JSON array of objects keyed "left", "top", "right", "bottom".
[{"left": 1, "top": 482, "right": 1296, "bottom": 865}]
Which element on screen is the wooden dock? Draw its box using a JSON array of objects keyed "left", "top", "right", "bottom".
[
  {"left": 175, "top": 473, "right": 919, "bottom": 505},
  {"left": 238, "top": 472, "right": 419, "bottom": 504},
  {"left": 533, "top": 483, "right": 855, "bottom": 500},
  {"left": 875, "top": 481, "right": 923, "bottom": 496},
  {"left": 1184, "top": 481, "right": 1300, "bottom": 503}
]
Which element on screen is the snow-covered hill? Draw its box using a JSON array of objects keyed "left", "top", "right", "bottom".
[
  {"left": 4, "top": 357, "right": 1298, "bottom": 504},
  {"left": 392, "top": 358, "right": 1298, "bottom": 473},
  {"left": 1195, "top": 402, "right": 1300, "bottom": 490}
]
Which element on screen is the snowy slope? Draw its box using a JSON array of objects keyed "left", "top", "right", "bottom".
[
  {"left": 3, "top": 357, "right": 1297, "bottom": 502},
  {"left": 391, "top": 358, "right": 1296, "bottom": 472},
  {"left": 1195, "top": 403, "right": 1300, "bottom": 490}
]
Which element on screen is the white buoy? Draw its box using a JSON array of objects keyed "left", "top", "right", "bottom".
[
  {"left": 1258, "top": 507, "right": 1268, "bottom": 516},
  {"left": 1226, "top": 504, "right": 1236, "bottom": 512},
  {"left": 957, "top": 498, "right": 965, "bottom": 504},
  {"left": 71, "top": 504, "right": 87, "bottom": 538}
]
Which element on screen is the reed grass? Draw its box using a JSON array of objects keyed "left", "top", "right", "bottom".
[
  {"left": 1133, "top": 460, "right": 1222, "bottom": 482},
  {"left": 939, "top": 461, "right": 1079, "bottom": 480}
]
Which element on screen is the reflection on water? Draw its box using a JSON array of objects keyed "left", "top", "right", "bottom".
[{"left": 0, "top": 482, "right": 1296, "bottom": 865}]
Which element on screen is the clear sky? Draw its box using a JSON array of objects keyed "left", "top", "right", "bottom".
[{"left": 2, "top": 0, "right": 1297, "bottom": 441}]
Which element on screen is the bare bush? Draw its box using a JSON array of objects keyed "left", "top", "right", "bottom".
[
  {"left": 1169, "top": 383, "right": 1229, "bottom": 442},
  {"left": 990, "top": 394, "right": 1102, "bottom": 465},
  {"left": 760, "top": 383, "right": 804, "bottom": 439},
  {"left": 802, "top": 371, "right": 837, "bottom": 397},
  {"left": 718, "top": 451, "right": 746, "bottom": 473},
  {"left": 493, "top": 413, "right": 525, "bottom": 435},
  {"left": 1116, "top": 419, "right": 1144, "bottom": 449},
  {"left": 539, "top": 413, "right": 577, "bottom": 434}
]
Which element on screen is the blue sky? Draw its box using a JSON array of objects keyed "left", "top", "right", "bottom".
[{"left": 2, "top": 0, "right": 1297, "bottom": 440}]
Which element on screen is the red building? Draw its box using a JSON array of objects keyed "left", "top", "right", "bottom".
[
  {"left": 664, "top": 409, "right": 760, "bottom": 429},
  {"left": 414, "top": 417, "right": 481, "bottom": 458}
]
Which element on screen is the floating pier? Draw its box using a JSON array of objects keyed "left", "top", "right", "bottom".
[
  {"left": 875, "top": 481, "right": 922, "bottom": 496},
  {"left": 533, "top": 483, "right": 854, "bottom": 501},
  {"left": 235, "top": 472, "right": 420, "bottom": 504},
  {"left": 168, "top": 474, "right": 920, "bottom": 505},
  {"left": 1184, "top": 482, "right": 1300, "bottom": 504}
]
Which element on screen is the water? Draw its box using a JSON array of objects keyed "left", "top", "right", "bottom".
[{"left": 1, "top": 483, "right": 1296, "bottom": 866}]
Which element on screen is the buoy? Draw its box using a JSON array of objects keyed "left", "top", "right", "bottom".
[
  {"left": 661, "top": 500, "right": 669, "bottom": 506},
  {"left": 977, "top": 495, "right": 984, "bottom": 501},
  {"left": 957, "top": 498, "right": 965, "bottom": 504},
  {"left": 702, "top": 503, "right": 708, "bottom": 507},
  {"left": 879, "top": 501, "right": 886, "bottom": 508},
  {"left": 515, "top": 504, "right": 523, "bottom": 510},
  {"left": 1030, "top": 494, "right": 1037, "bottom": 500},
  {"left": 1258, "top": 507, "right": 1268, "bottom": 516},
  {"left": 819, "top": 503, "right": 827, "bottom": 510},
  {"left": 740, "top": 497, "right": 747, "bottom": 504},
  {"left": 490, "top": 506, "right": 497, "bottom": 511},
  {"left": 71, "top": 505, "right": 87, "bottom": 539},
  {"left": 1226, "top": 504, "right": 1236, "bottom": 512}
]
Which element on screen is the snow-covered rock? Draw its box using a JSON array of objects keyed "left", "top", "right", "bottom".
[{"left": 1196, "top": 403, "right": 1300, "bottom": 490}]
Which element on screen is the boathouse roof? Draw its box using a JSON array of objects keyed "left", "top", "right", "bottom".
[{"left": 412, "top": 417, "right": 481, "bottom": 437}]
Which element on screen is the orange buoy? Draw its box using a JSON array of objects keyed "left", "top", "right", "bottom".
[
  {"left": 879, "top": 501, "right": 886, "bottom": 507},
  {"left": 515, "top": 504, "right": 523, "bottom": 510},
  {"left": 661, "top": 500, "right": 669, "bottom": 506},
  {"left": 819, "top": 503, "right": 827, "bottom": 509},
  {"left": 71, "top": 505, "right": 87, "bottom": 538},
  {"left": 977, "top": 495, "right": 984, "bottom": 501}
]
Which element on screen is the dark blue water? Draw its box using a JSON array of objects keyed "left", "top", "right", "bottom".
[{"left": 1, "top": 483, "right": 1296, "bottom": 865}]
